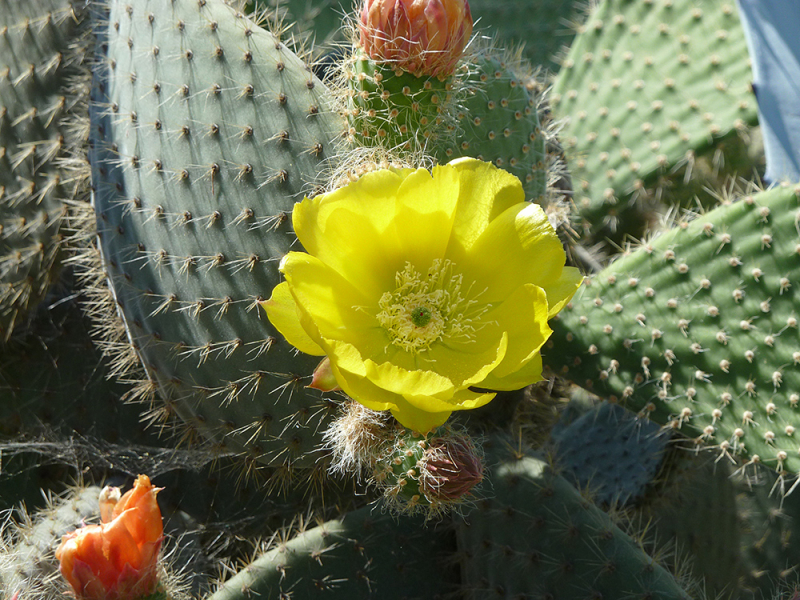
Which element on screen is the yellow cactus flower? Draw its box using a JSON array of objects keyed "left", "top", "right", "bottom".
[{"left": 264, "top": 158, "right": 582, "bottom": 433}]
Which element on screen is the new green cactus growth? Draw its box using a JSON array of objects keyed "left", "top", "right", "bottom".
[{"left": 341, "top": 1, "right": 549, "bottom": 203}]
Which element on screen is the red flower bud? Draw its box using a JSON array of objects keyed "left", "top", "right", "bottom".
[
  {"left": 419, "top": 434, "right": 483, "bottom": 502},
  {"left": 359, "top": 0, "right": 473, "bottom": 77},
  {"left": 56, "top": 476, "right": 163, "bottom": 600}
]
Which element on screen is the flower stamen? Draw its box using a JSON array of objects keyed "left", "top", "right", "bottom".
[{"left": 376, "top": 260, "right": 487, "bottom": 353}]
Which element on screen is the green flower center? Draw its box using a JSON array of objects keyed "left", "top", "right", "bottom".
[
  {"left": 376, "top": 260, "right": 488, "bottom": 353},
  {"left": 410, "top": 306, "right": 432, "bottom": 327}
]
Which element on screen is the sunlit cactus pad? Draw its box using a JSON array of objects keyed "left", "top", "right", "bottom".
[
  {"left": 89, "top": 0, "right": 345, "bottom": 469},
  {"left": 551, "top": 0, "right": 758, "bottom": 234},
  {"left": 549, "top": 185, "right": 800, "bottom": 474}
]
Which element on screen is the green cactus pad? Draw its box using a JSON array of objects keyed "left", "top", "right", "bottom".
[
  {"left": 467, "top": 0, "right": 586, "bottom": 74},
  {"left": 442, "top": 47, "right": 548, "bottom": 204},
  {"left": 0, "top": 0, "right": 89, "bottom": 339},
  {"left": 548, "top": 185, "right": 800, "bottom": 475},
  {"left": 89, "top": 0, "right": 346, "bottom": 470},
  {"left": 551, "top": 0, "right": 759, "bottom": 241},
  {"left": 632, "top": 449, "right": 742, "bottom": 598},
  {"left": 208, "top": 506, "right": 456, "bottom": 600},
  {"left": 737, "top": 462, "right": 800, "bottom": 594},
  {"left": 0, "top": 295, "right": 153, "bottom": 444},
  {"left": 456, "top": 437, "right": 693, "bottom": 599},
  {"left": 552, "top": 401, "right": 667, "bottom": 505}
]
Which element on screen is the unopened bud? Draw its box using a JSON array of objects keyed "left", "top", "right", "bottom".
[
  {"left": 359, "top": 0, "right": 473, "bottom": 77},
  {"left": 308, "top": 356, "right": 341, "bottom": 392},
  {"left": 419, "top": 434, "right": 482, "bottom": 501}
]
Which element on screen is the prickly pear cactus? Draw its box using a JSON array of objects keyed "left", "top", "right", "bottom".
[
  {"left": 632, "top": 448, "right": 742, "bottom": 598},
  {"left": 456, "top": 437, "right": 694, "bottom": 599},
  {"left": 442, "top": 47, "right": 548, "bottom": 205},
  {"left": 0, "top": 484, "right": 101, "bottom": 598},
  {"left": 88, "top": 0, "right": 346, "bottom": 472},
  {"left": 467, "top": 0, "right": 586, "bottom": 73},
  {"left": 209, "top": 506, "right": 456, "bottom": 600},
  {"left": 343, "top": 45, "right": 549, "bottom": 204},
  {"left": 552, "top": 0, "right": 759, "bottom": 242},
  {"left": 551, "top": 400, "right": 667, "bottom": 505},
  {"left": 0, "top": 289, "right": 152, "bottom": 443},
  {"left": 0, "top": 0, "right": 90, "bottom": 339},
  {"left": 549, "top": 185, "right": 800, "bottom": 475}
]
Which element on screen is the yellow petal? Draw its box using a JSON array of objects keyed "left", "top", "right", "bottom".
[
  {"left": 480, "top": 353, "right": 544, "bottom": 391},
  {"left": 390, "top": 403, "right": 452, "bottom": 434},
  {"left": 424, "top": 331, "right": 508, "bottom": 388},
  {"left": 292, "top": 169, "right": 411, "bottom": 298},
  {"left": 282, "top": 253, "right": 388, "bottom": 358},
  {"left": 443, "top": 158, "right": 526, "bottom": 260},
  {"left": 479, "top": 284, "right": 551, "bottom": 383},
  {"left": 324, "top": 338, "right": 369, "bottom": 378},
  {"left": 328, "top": 359, "right": 396, "bottom": 412},
  {"left": 391, "top": 166, "right": 459, "bottom": 269},
  {"left": 262, "top": 283, "right": 325, "bottom": 356},
  {"left": 463, "top": 202, "right": 568, "bottom": 302},
  {"left": 365, "top": 358, "right": 457, "bottom": 398},
  {"left": 403, "top": 386, "right": 496, "bottom": 413},
  {"left": 543, "top": 266, "right": 583, "bottom": 318}
]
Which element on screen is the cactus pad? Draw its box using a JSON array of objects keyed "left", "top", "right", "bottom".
[
  {"left": 0, "top": 0, "right": 89, "bottom": 338},
  {"left": 456, "top": 437, "right": 692, "bottom": 599},
  {"left": 551, "top": 0, "right": 759, "bottom": 240},
  {"left": 208, "top": 506, "right": 456, "bottom": 600},
  {"left": 552, "top": 401, "right": 667, "bottom": 505},
  {"left": 89, "top": 0, "right": 346, "bottom": 471},
  {"left": 549, "top": 185, "right": 800, "bottom": 475}
]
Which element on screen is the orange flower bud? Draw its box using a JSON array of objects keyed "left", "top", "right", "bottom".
[
  {"left": 359, "top": 0, "right": 473, "bottom": 77},
  {"left": 56, "top": 476, "right": 163, "bottom": 600}
]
